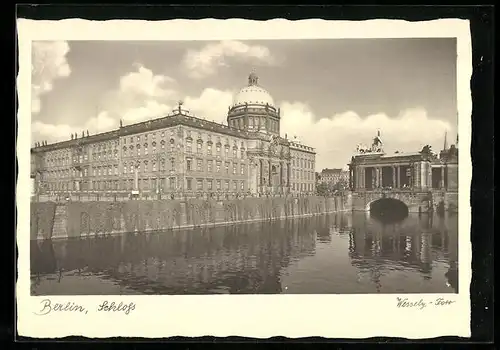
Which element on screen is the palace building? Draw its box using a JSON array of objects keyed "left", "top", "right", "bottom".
[
  {"left": 30, "top": 73, "right": 316, "bottom": 198},
  {"left": 348, "top": 131, "right": 458, "bottom": 192}
]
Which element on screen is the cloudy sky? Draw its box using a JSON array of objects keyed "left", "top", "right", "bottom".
[{"left": 31, "top": 38, "right": 457, "bottom": 170}]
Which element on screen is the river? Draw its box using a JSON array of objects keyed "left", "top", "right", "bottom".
[{"left": 30, "top": 211, "right": 458, "bottom": 295}]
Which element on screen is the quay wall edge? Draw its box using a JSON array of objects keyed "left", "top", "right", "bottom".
[{"left": 31, "top": 195, "right": 350, "bottom": 240}]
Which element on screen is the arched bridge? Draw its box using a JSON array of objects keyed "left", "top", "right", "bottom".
[{"left": 351, "top": 190, "right": 433, "bottom": 213}]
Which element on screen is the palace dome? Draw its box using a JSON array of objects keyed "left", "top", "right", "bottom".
[{"left": 232, "top": 73, "right": 275, "bottom": 108}]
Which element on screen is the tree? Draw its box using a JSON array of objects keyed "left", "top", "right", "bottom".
[{"left": 316, "top": 182, "right": 329, "bottom": 196}]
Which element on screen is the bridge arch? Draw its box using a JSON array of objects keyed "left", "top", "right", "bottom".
[{"left": 366, "top": 197, "right": 409, "bottom": 220}]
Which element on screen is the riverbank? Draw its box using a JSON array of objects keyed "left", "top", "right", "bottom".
[{"left": 30, "top": 195, "right": 350, "bottom": 240}]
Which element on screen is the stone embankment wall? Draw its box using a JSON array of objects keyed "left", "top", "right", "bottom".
[{"left": 30, "top": 195, "right": 349, "bottom": 240}]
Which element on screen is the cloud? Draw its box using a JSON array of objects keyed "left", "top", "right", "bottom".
[
  {"left": 182, "top": 40, "right": 278, "bottom": 79},
  {"left": 122, "top": 100, "right": 172, "bottom": 124},
  {"left": 32, "top": 111, "right": 118, "bottom": 142},
  {"left": 32, "top": 120, "right": 76, "bottom": 141},
  {"left": 31, "top": 41, "right": 71, "bottom": 114},
  {"left": 119, "top": 64, "right": 177, "bottom": 99},
  {"left": 280, "top": 102, "right": 452, "bottom": 170},
  {"left": 184, "top": 88, "right": 234, "bottom": 123},
  {"left": 84, "top": 111, "right": 118, "bottom": 134}
]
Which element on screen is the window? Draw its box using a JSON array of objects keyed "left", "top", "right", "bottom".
[
  {"left": 240, "top": 181, "right": 244, "bottom": 190},
  {"left": 225, "top": 180, "right": 229, "bottom": 190},
  {"left": 130, "top": 164, "right": 134, "bottom": 174},
  {"left": 161, "top": 131, "right": 165, "bottom": 137},
  {"left": 186, "top": 139, "right": 192, "bottom": 153},
  {"left": 240, "top": 148, "right": 245, "bottom": 159},
  {"left": 225, "top": 162, "right": 230, "bottom": 174},
  {"left": 216, "top": 143, "right": 221, "bottom": 153},
  {"left": 233, "top": 164, "right": 237, "bottom": 174},
  {"left": 233, "top": 148, "right": 237, "bottom": 158},
  {"left": 84, "top": 168, "right": 88, "bottom": 177},
  {"left": 123, "top": 164, "right": 127, "bottom": 174},
  {"left": 93, "top": 168, "right": 97, "bottom": 176},
  {"left": 170, "top": 139, "right": 175, "bottom": 152},
  {"left": 197, "top": 159, "right": 202, "bottom": 171},
  {"left": 114, "top": 165, "right": 118, "bottom": 175},
  {"left": 233, "top": 180, "right": 237, "bottom": 190},
  {"left": 207, "top": 179, "right": 213, "bottom": 190},
  {"left": 207, "top": 143, "right": 212, "bottom": 155},
  {"left": 216, "top": 180, "right": 221, "bottom": 190},
  {"left": 169, "top": 177, "right": 175, "bottom": 189},
  {"left": 196, "top": 179, "right": 203, "bottom": 190},
  {"left": 240, "top": 164, "right": 244, "bottom": 175},
  {"left": 186, "top": 158, "right": 192, "bottom": 171},
  {"left": 216, "top": 161, "right": 221, "bottom": 173},
  {"left": 207, "top": 160, "right": 213, "bottom": 172},
  {"left": 225, "top": 146, "right": 229, "bottom": 158},
  {"left": 197, "top": 142, "right": 202, "bottom": 154},
  {"left": 186, "top": 178, "right": 192, "bottom": 190},
  {"left": 152, "top": 162, "right": 157, "bottom": 172}
]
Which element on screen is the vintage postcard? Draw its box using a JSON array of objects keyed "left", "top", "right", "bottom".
[{"left": 16, "top": 18, "right": 472, "bottom": 338}]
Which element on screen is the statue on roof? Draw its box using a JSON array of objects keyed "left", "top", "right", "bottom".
[
  {"left": 119, "top": 119, "right": 123, "bottom": 128},
  {"left": 87, "top": 130, "right": 89, "bottom": 137},
  {"left": 71, "top": 134, "right": 73, "bottom": 140},
  {"left": 371, "top": 130, "right": 383, "bottom": 152},
  {"left": 81, "top": 131, "right": 85, "bottom": 138}
]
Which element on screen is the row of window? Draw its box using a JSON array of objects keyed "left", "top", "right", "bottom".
[
  {"left": 291, "top": 183, "right": 315, "bottom": 192},
  {"left": 42, "top": 177, "right": 247, "bottom": 192},
  {"left": 185, "top": 178, "right": 245, "bottom": 191},
  {"left": 292, "top": 169, "right": 315, "bottom": 181},
  {"left": 185, "top": 158, "right": 245, "bottom": 175},
  {"left": 228, "top": 116, "right": 279, "bottom": 132},
  {"left": 123, "top": 130, "right": 247, "bottom": 149},
  {"left": 292, "top": 158, "right": 314, "bottom": 169}
]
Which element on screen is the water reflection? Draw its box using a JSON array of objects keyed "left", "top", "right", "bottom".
[{"left": 31, "top": 212, "right": 458, "bottom": 295}]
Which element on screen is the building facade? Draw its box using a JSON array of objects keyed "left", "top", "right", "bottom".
[
  {"left": 348, "top": 131, "right": 458, "bottom": 192},
  {"left": 319, "top": 168, "right": 348, "bottom": 185},
  {"left": 30, "top": 73, "right": 316, "bottom": 198}
]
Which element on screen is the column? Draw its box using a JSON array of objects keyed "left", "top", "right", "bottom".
[
  {"left": 280, "top": 162, "right": 284, "bottom": 186},
  {"left": 134, "top": 165, "right": 139, "bottom": 190},
  {"left": 287, "top": 162, "right": 291, "bottom": 187},
  {"left": 397, "top": 166, "right": 401, "bottom": 188},
  {"left": 360, "top": 167, "right": 365, "bottom": 189},
  {"left": 349, "top": 167, "right": 353, "bottom": 189},
  {"left": 268, "top": 160, "right": 272, "bottom": 187},
  {"left": 392, "top": 166, "right": 396, "bottom": 188},
  {"left": 440, "top": 166, "right": 445, "bottom": 189},
  {"left": 378, "top": 167, "right": 383, "bottom": 188}
]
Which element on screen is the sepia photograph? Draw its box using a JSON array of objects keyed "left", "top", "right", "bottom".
[
  {"left": 17, "top": 18, "right": 472, "bottom": 339},
  {"left": 29, "top": 38, "right": 459, "bottom": 296}
]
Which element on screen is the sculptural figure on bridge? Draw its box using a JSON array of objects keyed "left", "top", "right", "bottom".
[{"left": 371, "top": 130, "right": 383, "bottom": 152}]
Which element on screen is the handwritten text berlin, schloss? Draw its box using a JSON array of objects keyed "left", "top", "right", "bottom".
[
  {"left": 396, "top": 297, "right": 455, "bottom": 310},
  {"left": 34, "top": 299, "right": 136, "bottom": 316}
]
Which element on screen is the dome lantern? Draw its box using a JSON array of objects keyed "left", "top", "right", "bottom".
[{"left": 248, "top": 72, "right": 259, "bottom": 86}]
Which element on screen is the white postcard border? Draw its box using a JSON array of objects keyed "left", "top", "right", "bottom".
[{"left": 16, "top": 18, "right": 472, "bottom": 339}]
